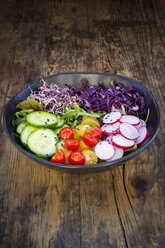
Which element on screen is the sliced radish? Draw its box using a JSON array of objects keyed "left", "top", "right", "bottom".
[
  {"left": 106, "top": 147, "right": 124, "bottom": 162},
  {"left": 101, "top": 122, "right": 120, "bottom": 135},
  {"left": 112, "top": 134, "right": 135, "bottom": 149},
  {"left": 120, "top": 115, "right": 140, "bottom": 126},
  {"left": 119, "top": 123, "right": 139, "bottom": 140},
  {"left": 140, "top": 119, "right": 147, "bottom": 127},
  {"left": 103, "top": 112, "right": 121, "bottom": 124},
  {"left": 136, "top": 127, "right": 148, "bottom": 145},
  {"left": 135, "top": 119, "right": 143, "bottom": 130},
  {"left": 94, "top": 141, "right": 115, "bottom": 160},
  {"left": 106, "top": 135, "right": 114, "bottom": 144}
]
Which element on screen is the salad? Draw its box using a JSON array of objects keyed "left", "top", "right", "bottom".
[{"left": 12, "top": 79, "right": 149, "bottom": 165}]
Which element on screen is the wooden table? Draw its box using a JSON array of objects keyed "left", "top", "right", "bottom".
[{"left": 0, "top": 0, "right": 164, "bottom": 247}]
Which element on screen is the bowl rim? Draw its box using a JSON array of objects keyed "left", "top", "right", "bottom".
[{"left": 3, "top": 72, "right": 160, "bottom": 170}]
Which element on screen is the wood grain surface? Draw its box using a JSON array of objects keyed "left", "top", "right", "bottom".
[{"left": 0, "top": 0, "right": 165, "bottom": 247}]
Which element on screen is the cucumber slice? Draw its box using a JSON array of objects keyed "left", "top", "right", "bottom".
[
  {"left": 20, "top": 125, "right": 37, "bottom": 146},
  {"left": 56, "top": 140, "right": 67, "bottom": 152},
  {"left": 27, "top": 128, "right": 58, "bottom": 158},
  {"left": 26, "top": 111, "right": 58, "bottom": 127},
  {"left": 16, "top": 121, "right": 28, "bottom": 134},
  {"left": 55, "top": 116, "right": 65, "bottom": 128}
]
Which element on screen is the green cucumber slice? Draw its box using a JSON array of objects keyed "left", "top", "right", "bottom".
[
  {"left": 20, "top": 125, "right": 37, "bottom": 146},
  {"left": 16, "top": 121, "right": 28, "bottom": 134},
  {"left": 26, "top": 111, "right": 58, "bottom": 127},
  {"left": 27, "top": 128, "right": 58, "bottom": 158},
  {"left": 55, "top": 117, "right": 65, "bottom": 128}
]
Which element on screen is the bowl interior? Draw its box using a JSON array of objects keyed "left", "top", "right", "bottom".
[{"left": 4, "top": 73, "right": 160, "bottom": 171}]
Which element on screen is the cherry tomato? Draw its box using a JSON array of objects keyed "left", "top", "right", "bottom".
[
  {"left": 90, "top": 126, "right": 102, "bottom": 139},
  {"left": 82, "top": 150, "right": 98, "bottom": 165},
  {"left": 68, "top": 151, "right": 85, "bottom": 165},
  {"left": 64, "top": 151, "right": 72, "bottom": 164},
  {"left": 59, "top": 127, "right": 74, "bottom": 140},
  {"left": 74, "top": 125, "right": 93, "bottom": 139},
  {"left": 51, "top": 149, "right": 65, "bottom": 164},
  {"left": 81, "top": 117, "right": 100, "bottom": 127},
  {"left": 83, "top": 132, "right": 99, "bottom": 147},
  {"left": 78, "top": 140, "right": 92, "bottom": 152},
  {"left": 65, "top": 138, "right": 80, "bottom": 151}
]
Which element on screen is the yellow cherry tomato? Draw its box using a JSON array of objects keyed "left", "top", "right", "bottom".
[
  {"left": 74, "top": 125, "right": 93, "bottom": 139},
  {"left": 78, "top": 140, "right": 92, "bottom": 152},
  {"left": 57, "top": 140, "right": 68, "bottom": 153},
  {"left": 81, "top": 117, "right": 100, "bottom": 128},
  {"left": 64, "top": 151, "right": 72, "bottom": 164},
  {"left": 82, "top": 150, "right": 98, "bottom": 165}
]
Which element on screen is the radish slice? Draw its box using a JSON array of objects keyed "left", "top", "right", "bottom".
[
  {"left": 112, "top": 134, "right": 135, "bottom": 149},
  {"left": 135, "top": 120, "right": 143, "bottom": 130},
  {"left": 94, "top": 141, "right": 115, "bottom": 160},
  {"left": 101, "top": 122, "right": 120, "bottom": 135},
  {"left": 106, "top": 147, "right": 124, "bottom": 162},
  {"left": 106, "top": 135, "right": 114, "bottom": 144},
  {"left": 140, "top": 119, "right": 146, "bottom": 127},
  {"left": 136, "top": 127, "right": 148, "bottom": 145},
  {"left": 120, "top": 115, "right": 140, "bottom": 126},
  {"left": 103, "top": 112, "right": 121, "bottom": 124},
  {"left": 120, "top": 123, "right": 139, "bottom": 140}
]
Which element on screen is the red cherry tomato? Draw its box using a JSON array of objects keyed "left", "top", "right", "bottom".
[
  {"left": 68, "top": 151, "right": 85, "bottom": 165},
  {"left": 90, "top": 126, "right": 102, "bottom": 139},
  {"left": 83, "top": 132, "right": 99, "bottom": 147},
  {"left": 51, "top": 149, "right": 65, "bottom": 164},
  {"left": 59, "top": 127, "right": 74, "bottom": 140},
  {"left": 65, "top": 138, "right": 80, "bottom": 151}
]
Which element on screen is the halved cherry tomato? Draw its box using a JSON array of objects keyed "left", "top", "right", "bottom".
[
  {"left": 65, "top": 138, "right": 80, "bottom": 151},
  {"left": 81, "top": 117, "right": 100, "bottom": 127},
  {"left": 90, "top": 126, "right": 102, "bottom": 139},
  {"left": 83, "top": 132, "right": 99, "bottom": 147},
  {"left": 82, "top": 150, "right": 98, "bottom": 165},
  {"left": 64, "top": 151, "right": 72, "bottom": 164},
  {"left": 51, "top": 149, "right": 65, "bottom": 164},
  {"left": 74, "top": 125, "right": 93, "bottom": 139},
  {"left": 59, "top": 127, "right": 74, "bottom": 140},
  {"left": 68, "top": 151, "right": 85, "bottom": 165}
]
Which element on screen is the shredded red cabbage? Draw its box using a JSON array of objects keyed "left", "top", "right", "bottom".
[{"left": 67, "top": 79, "right": 146, "bottom": 116}]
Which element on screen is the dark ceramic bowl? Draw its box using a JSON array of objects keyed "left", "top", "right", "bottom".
[{"left": 3, "top": 73, "right": 160, "bottom": 172}]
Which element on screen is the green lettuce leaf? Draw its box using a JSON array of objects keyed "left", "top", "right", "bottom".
[
  {"left": 16, "top": 99, "right": 43, "bottom": 111},
  {"left": 125, "top": 143, "right": 137, "bottom": 152},
  {"left": 12, "top": 109, "right": 34, "bottom": 127}
]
